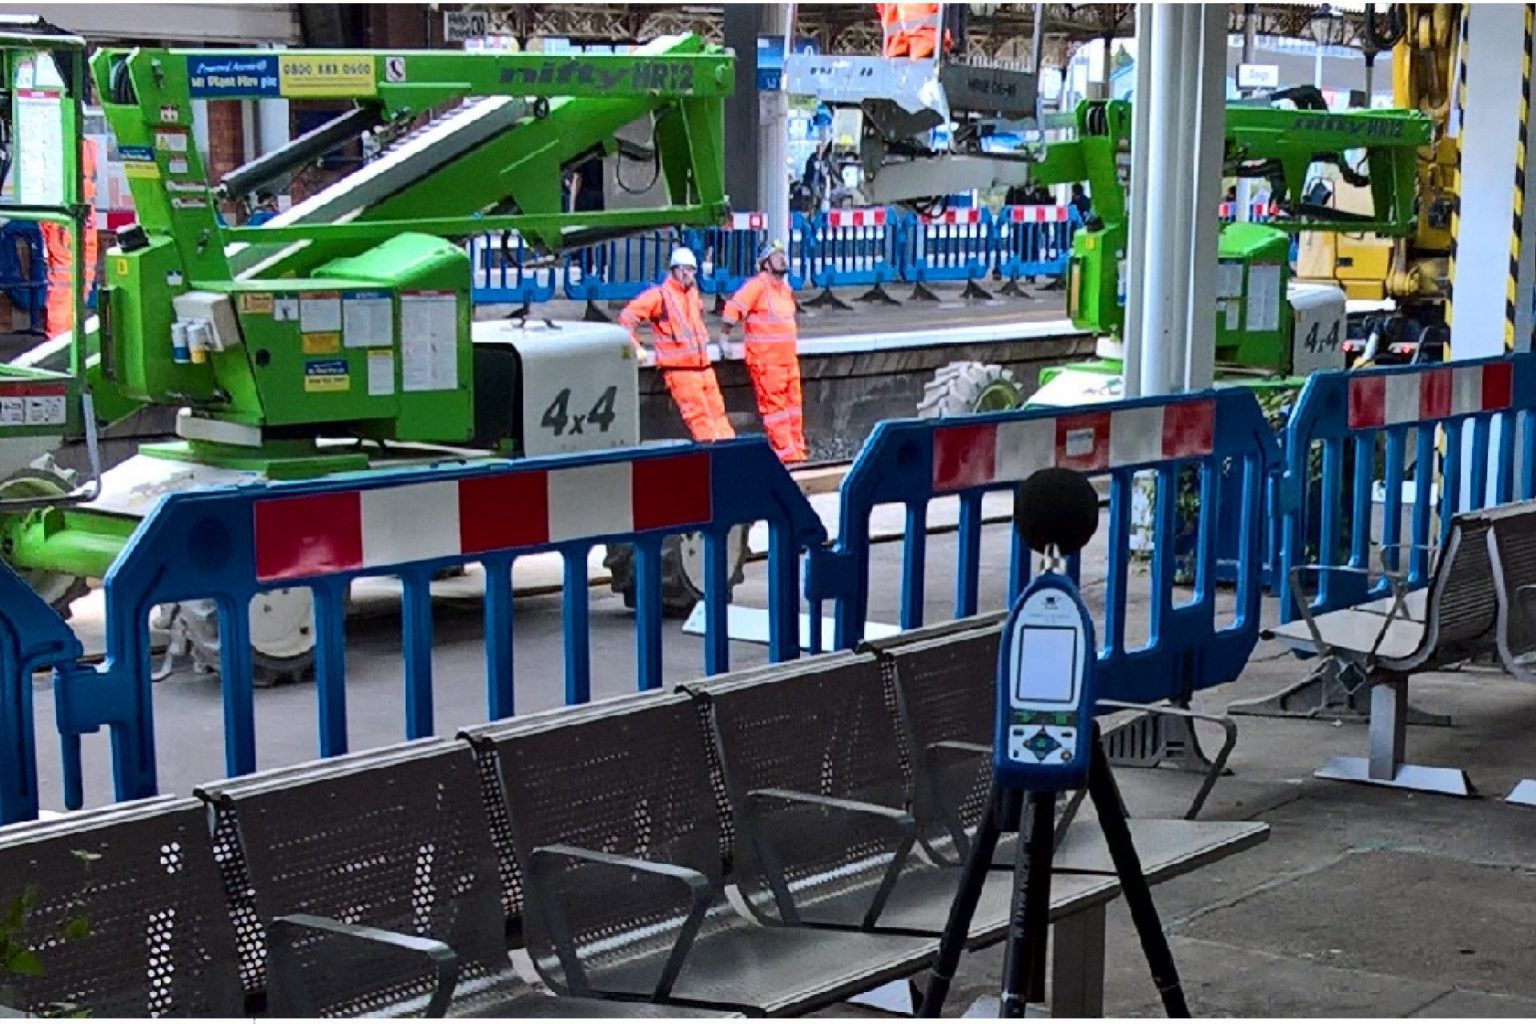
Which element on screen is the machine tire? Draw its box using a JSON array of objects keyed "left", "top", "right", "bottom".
[
  {"left": 603, "top": 527, "right": 750, "bottom": 618},
  {"left": 0, "top": 461, "right": 89, "bottom": 617},
  {"left": 917, "top": 361, "right": 1023, "bottom": 418},
  {"left": 169, "top": 589, "right": 317, "bottom": 687}
]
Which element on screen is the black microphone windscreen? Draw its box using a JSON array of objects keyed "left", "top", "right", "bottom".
[{"left": 1015, "top": 467, "right": 1100, "bottom": 556}]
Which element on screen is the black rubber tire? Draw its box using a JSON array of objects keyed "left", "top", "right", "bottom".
[
  {"left": 0, "top": 465, "right": 89, "bottom": 617},
  {"left": 172, "top": 592, "right": 316, "bottom": 687},
  {"left": 917, "top": 361, "right": 1023, "bottom": 418},
  {"left": 604, "top": 528, "right": 749, "bottom": 618}
]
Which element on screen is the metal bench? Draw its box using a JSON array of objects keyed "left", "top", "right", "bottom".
[
  {"left": 196, "top": 740, "right": 707, "bottom": 1018},
  {"left": 1260, "top": 508, "right": 1501, "bottom": 795},
  {"left": 466, "top": 693, "right": 941, "bottom": 1017},
  {"left": 688, "top": 654, "right": 1122, "bottom": 1017},
  {"left": 0, "top": 797, "right": 243, "bottom": 1017}
]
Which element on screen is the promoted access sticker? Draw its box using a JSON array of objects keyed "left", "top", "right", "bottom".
[
  {"left": 303, "top": 332, "right": 342, "bottom": 354},
  {"left": 304, "top": 359, "right": 350, "bottom": 393},
  {"left": 239, "top": 293, "right": 275, "bottom": 315}
]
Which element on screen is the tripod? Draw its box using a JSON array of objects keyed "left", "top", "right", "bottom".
[{"left": 918, "top": 723, "right": 1191, "bottom": 1018}]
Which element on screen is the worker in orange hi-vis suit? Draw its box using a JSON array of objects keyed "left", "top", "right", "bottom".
[
  {"left": 876, "top": 2, "right": 952, "bottom": 59},
  {"left": 720, "top": 241, "right": 808, "bottom": 464},
  {"left": 41, "top": 135, "right": 98, "bottom": 336},
  {"left": 619, "top": 247, "right": 735, "bottom": 442}
]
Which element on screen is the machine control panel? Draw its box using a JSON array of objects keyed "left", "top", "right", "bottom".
[{"left": 993, "top": 572, "right": 1096, "bottom": 791}]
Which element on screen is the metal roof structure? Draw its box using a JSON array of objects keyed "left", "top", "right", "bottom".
[{"left": 474, "top": 4, "right": 1373, "bottom": 63}]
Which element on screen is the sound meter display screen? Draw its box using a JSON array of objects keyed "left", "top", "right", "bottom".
[{"left": 1012, "top": 625, "right": 1079, "bottom": 704}]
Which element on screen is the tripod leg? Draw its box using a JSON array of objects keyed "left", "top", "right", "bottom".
[
  {"left": 918, "top": 784, "right": 1013, "bottom": 1018},
  {"left": 1000, "top": 791, "right": 1055, "bottom": 1018},
  {"left": 1088, "top": 729, "right": 1192, "bottom": 1018}
]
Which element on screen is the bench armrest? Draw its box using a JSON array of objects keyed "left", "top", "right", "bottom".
[
  {"left": 1287, "top": 563, "right": 1412, "bottom": 662},
  {"left": 746, "top": 788, "right": 917, "bottom": 928},
  {"left": 528, "top": 844, "right": 712, "bottom": 999},
  {"left": 268, "top": 913, "right": 459, "bottom": 1018}
]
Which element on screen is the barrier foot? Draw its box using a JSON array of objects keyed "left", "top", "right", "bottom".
[
  {"left": 582, "top": 298, "right": 610, "bottom": 323},
  {"left": 857, "top": 282, "right": 901, "bottom": 305},
  {"left": 803, "top": 286, "right": 853, "bottom": 311},
  {"left": 1506, "top": 780, "right": 1536, "bottom": 806},
  {"left": 959, "top": 277, "right": 993, "bottom": 301},
  {"left": 908, "top": 280, "right": 942, "bottom": 302},
  {"left": 505, "top": 302, "right": 531, "bottom": 320},
  {"left": 999, "top": 276, "right": 1033, "bottom": 299},
  {"left": 1039, "top": 277, "right": 1065, "bottom": 291},
  {"left": 1227, "top": 658, "right": 1453, "bottom": 726}
]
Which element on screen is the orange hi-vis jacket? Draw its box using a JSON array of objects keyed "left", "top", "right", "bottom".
[
  {"left": 876, "top": 2, "right": 950, "bottom": 59},
  {"left": 722, "top": 271, "right": 798, "bottom": 353},
  {"left": 619, "top": 276, "right": 712, "bottom": 369},
  {"left": 42, "top": 136, "right": 98, "bottom": 335}
]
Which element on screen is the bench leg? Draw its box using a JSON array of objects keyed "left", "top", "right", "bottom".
[
  {"left": 1315, "top": 676, "right": 1473, "bottom": 797},
  {"left": 1228, "top": 657, "right": 1453, "bottom": 727},
  {"left": 1049, "top": 902, "right": 1106, "bottom": 1018}
]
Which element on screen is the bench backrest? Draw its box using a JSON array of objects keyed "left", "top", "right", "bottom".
[
  {"left": 0, "top": 797, "right": 242, "bottom": 1017},
  {"left": 692, "top": 653, "right": 909, "bottom": 918},
  {"left": 1484, "top": 501, "right": 1536, "bottom": 669},
  {"left": 1418, "top": 512, "right": 1499, "bottom": 663},
  {"left": 880, "top": 626, "right": 1002, "bottom": 849},
  {"left": 469, "top": 693, "right": 728, "bottom": 993},
  {"left": 197, "top": 740, "right": 514, "bottom": 1016}
]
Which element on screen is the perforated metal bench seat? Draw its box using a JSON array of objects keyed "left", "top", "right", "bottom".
[
  {"left": 197, "top": 740, "right": 725, "bottom": 1018},
  {"left": 1053, "top": 818, "right": 1270, "bottom": 885},
  {"left": 472, "top": 695, "right": 939, "bottom": 1018},
  {"left": 0, "top": 797, "right": 244, "bottom": 1018},
  {"left": 1267, "top": 605, "right": 1428, "bottom": 662}
]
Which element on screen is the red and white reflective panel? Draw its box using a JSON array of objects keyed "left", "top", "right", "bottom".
[
  {"left": 923, "top": 208, "right": 981, "bottom": 226},
  {"left": 730, "top": 211, "right": 766, "bottom": 231},
  {"left": 1217, "top": 202, "right": 1271, "bottom": 219},
  {"left": 931, "top": 401, "right": 1217, "bottom": 492},
  {"left": 1009, "top": 205, "right": 1069, "bottom": 224},
  {"left": 828, "top": 207, "right": 887, "bottom": 229},
  {"left": 1347, "top": 363, "right": 1514, "bottom": 430},
  {"left": 253, "top": 452, "right": 713, "bottom": 582}
]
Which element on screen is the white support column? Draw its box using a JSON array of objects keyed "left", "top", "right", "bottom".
[
  {"left": 759, "top": 3, "right": 793, "bottom": 242},
  {"left": 1137, "top": 4, "right": 1186, "bottom": 396},
  {"left": 1183, "top": 3, "right": 1229, "bottom": 392},
  {"left": 1121, "top": 4, "right": 1156, "bottom": 400},
  {"left": 1449, "top": 4, "right": 1536, "bottom": 358}
]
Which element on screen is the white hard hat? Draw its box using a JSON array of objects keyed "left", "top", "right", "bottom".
[{"left": 669, "top": 246, "right": 698, "bottom": 269}]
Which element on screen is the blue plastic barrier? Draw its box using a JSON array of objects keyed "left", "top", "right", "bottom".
[
  {"left": 0, "top": 563, "right": 86, "bottom": 824},
  {"left": 40, "top": 438, "right": 824, "bottom": 813},
  {"left": 994, "top": 205, "right": 1078, "bottom": 282},
  {"left": 902, "top": 207, "right": 994, "bottom": 286},
  {"left": 806, "top": 206, "right": 903, "bottom": 292},
  {"left": 562, "top": 227, "right": 694, "bottom": 305},
  {"left": 695, "top": 212, "right": 808, "bottom": 298},
  {"left": 806, "top": 389, "right": 1282, "bottom": 706},
  {"left": 1276, "top": 355, "right": 1536, "bottom": 623},
  {"left": 469, "top": 232, "right": 558, "bottom": 306},
  {"left": 1217, "top": 202, "right": 1276, "bottom": 222}
]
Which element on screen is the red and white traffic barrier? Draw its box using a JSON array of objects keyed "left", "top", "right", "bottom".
[
  {"left": 921, "top": 208, "right": 982, "bottom": 226},
  {"left": 1008, "top": 205, "right": 1070, "bottom": 224},
  {"left": 253, "top": 451, "right": 714, "bottom": 581},
  {"left": 730, "top": 211, "right": 767, "bottom": 231},
  {"left": 1347, "top": 363, "right": 1514, "bottom": 429},
  {"left": 828, "top": 207, "right": 888, "bottom": 229},
  {"left": 930, "top": 400, "right": 1217, "bottom": 492}
]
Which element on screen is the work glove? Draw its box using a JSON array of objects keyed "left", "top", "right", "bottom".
[
  {"left": 721, "top": 339, "right": 746, "bottom": 361},
  {"left": 633, "top": 345, "right": 655, "bottom": 368}
]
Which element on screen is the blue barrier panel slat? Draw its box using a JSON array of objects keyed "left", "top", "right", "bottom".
[
  {"left": 1007, "top": 514, "right": 1030, "bottom": 608},
  {"left": 1277, "top": 355, "right": 1536, "bottom": 624},
  {"left": 901, "top": 503, "right": 926, "bottom": 630},
  {"left": 704, "top": 532, "right": 729, "bottom": 676},
  {"left": 635, "top": 537, "right": 664, "bottom": 691},
  {"left": 955, "top": 491, "right": 983, "bottom": 619},
  {"left": 1522, "top": 412, "right": 1536, "bottom": 498},
  {"left": 314, "top": 581, "right": 349, "bottom": 757},
  {"left": 0, "top": 563, "right": 85, "bottom": 825},
  {"left": 218, "top": 596, "right": 258, "bottom": 776},
  {"left": 483, "top": 556, "right": 515, "bottom": 721},
  {"left": 34, "top": 437, "right": 825, "bottom": 812},
  {"left": 813, "top": 389, "right": 1280, "bottom": 706},
  {"left": 402, "top": 573, "right": 435, "bottom": 738},
  {"left": 1103, "top": 472, "right": 1131, "bottom": 655}
]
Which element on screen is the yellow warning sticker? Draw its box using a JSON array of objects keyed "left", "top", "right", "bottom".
[
  {"left": 239, "top": 293, "right": 275, "bottom": 315},
  {"left": 123, "top": 161, "right": 160, "bottom": 180},
  {"left": 302, "top": 332, "right": 342, "bottom": 354},
  {"left": 279, "top": 55, "right": 376, "bottom": 98}
]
